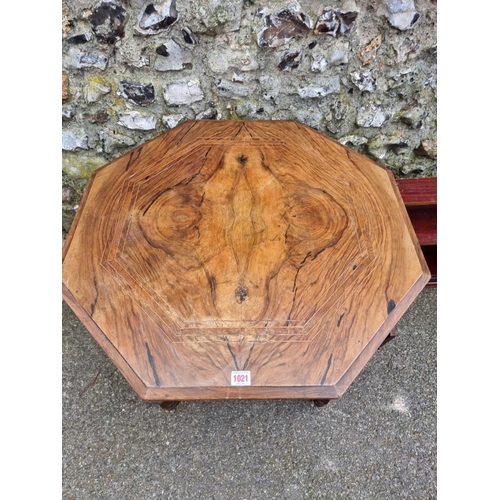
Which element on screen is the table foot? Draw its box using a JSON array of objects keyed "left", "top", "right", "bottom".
[
  {"left": 160, "top": 400, "right": 180, "bottom": 411},
  {"left": 312, "top": 399, "right": 330, "bottom": 407},
  {"left": 380, "top": 326, "right": 398, "bottom": 347}
]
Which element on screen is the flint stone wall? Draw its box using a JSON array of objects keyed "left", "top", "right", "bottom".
[{"left": 62, "top": 0, "right": 437, "bottom": 237}]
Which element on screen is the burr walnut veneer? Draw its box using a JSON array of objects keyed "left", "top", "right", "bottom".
[{"left": 62, "top": 120, "right": 430, "bottom": 404}]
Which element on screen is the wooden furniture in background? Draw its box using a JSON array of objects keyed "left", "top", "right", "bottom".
[
  {"left": 396, "top": 177, "right": 437, "bottom": 286},
  {"left": 62, "top": 121, "right": 430, "bottom": 407}
]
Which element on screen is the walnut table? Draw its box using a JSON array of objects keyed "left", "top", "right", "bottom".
[{"left": 62, "top": 120, "right": 430, "bottom": 409}]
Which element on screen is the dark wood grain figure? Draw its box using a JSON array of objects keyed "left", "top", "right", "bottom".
[{"left": 63, "top": 121, "right": 430, "bottom": 402}]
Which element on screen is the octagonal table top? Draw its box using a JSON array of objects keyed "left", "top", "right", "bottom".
[{"left": 62, "top": 120, "right": 430, "bottom": 401}]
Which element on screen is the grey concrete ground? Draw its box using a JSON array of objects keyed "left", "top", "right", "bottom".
[{"left": 62, "top": 288, "right": 436, "bottom": 500}]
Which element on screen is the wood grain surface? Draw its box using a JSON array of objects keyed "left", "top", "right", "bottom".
[{"left": 62, "top": 120, "right": 430, "bottom": 401}]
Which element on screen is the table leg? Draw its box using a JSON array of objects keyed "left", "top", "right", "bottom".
[
  {"left": 312, "top": 399, "right": 330, "bottom": 407},
  {"left": 160, "top": 400, "right": 180, "bottom": 411},
  {"left": 380, "top": 326, "right": 398, "bottom": 347}
]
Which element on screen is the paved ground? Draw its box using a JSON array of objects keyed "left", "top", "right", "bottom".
[{"left": 62, "top": 288, "right": 436, "bottom": 500}]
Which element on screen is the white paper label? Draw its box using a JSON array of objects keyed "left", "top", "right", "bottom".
[{"left": 231, "top": 371, "right": 251, "bottom": 386}]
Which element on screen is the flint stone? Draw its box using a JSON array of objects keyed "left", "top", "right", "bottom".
[
  {"left": 100, "top": 130, "right": 136, "bottom": 153},
  {"left": 117, "top": 82, "right": 155, "bottom": 106},
  {"left": 367, "top": 135, "right": 390, "bottom": 159},
  {"left": 367, "top": 135, "right": 410, "bottom": 160},
  {"left": 298, "top": 85, "right": 333, "bottom": 99},
  {"left": 414, "top": 138, "right": 437, "bottom": 159},
  {"left": 67, "top": 48, "right": 107, "bottom": 70},
  {"left": 294, "top": 108, "right": 323, "bottom": 129},
  {"left": 83, "top": 111, "right": 110, "bottom": 123},
  {"left": 163, "top": 79, "right": 204, "bottom": 105},
  {"left": 62, "top": 109, "right": 74, "bottom": 122},
  {"left": 340, "top": 1, "right": 360, "bottom": 12},
  {"left": 214, "top": 78, "right": 249, "bottom": 98},
  {"left": 196, "top": 108, "right": 222, "bottom": 120},
  {"left": 399, "top": 105, "right": 426, "bottom": 129},
  {"left": 118, "top": 111, "right": 157, "bottom": 130},
  {"left": 162, "top": 113, "right": 188, "bottom": 129},
  {"left": 62, "top": 131, "right": 89, "bottom": 151},
  {"left": 181, "top": 27, "right": 197, "bottom": 44},
  {"left": 314, "top": 8, "right": 339, "bottom": 36},
  {"left": 62, "top": 185, "right": 75, "bottom": 203},
  {"left": 84, "top": 81, "right": 111, "bottom": 103},
  {"left": 395, "top": 37, "right": 419, "bottom": 63},
  {"left": 380, "top": 0, "right": 419, "bottom": 31},
  {"left": 351, "top": 71, "right": 377, "bottom": 92},
  {"left": 314, "top": 2, "right": 359, "bottom": 37},
  {"left": 278, "top": 51, "right": 302, "bottom": 71},
  {"left": 401, "top": 161, "right": 427, "bottom": 176},
  {"left": 339, "top": 135, "right": 368, "bottom": 147},
  {"left": 356, "top": 105, "right": 388, "bottom": 127},
  {"left": 259, "top": 75, "right": 281, "bottom": 101},
  {"left": 258, "top": 3, "right": 313, "bottom": 48},
  {"left": 128, "top": 56, "right": 150, "bottom": 69},
  {"left": 298, "top": 77, "right": 340, "bottom": 98},
  {"left": 136, "top": 0, "right": 178, "bottom": 35},
  {"left": 180, "top": 0, "right": 243, "bottom": 34},
  {"left": 90, "top": 1, "right": 126, "bottom": 43},
  {"left": 329, "top": 43, "right": 349, "bottom": 65},
  {"left": 311, "top": 54, "right": 328, "bottom": 73},
  {"left": 154, "top": 38, "right": 193, "bottom": 71},
  {"left": 67, "top": 33, "right": 92, "bottom": 44}
]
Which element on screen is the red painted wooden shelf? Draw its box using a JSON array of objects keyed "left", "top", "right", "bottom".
[{"left": 396, "top": 177, "right": 437, "bottom": 286}]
